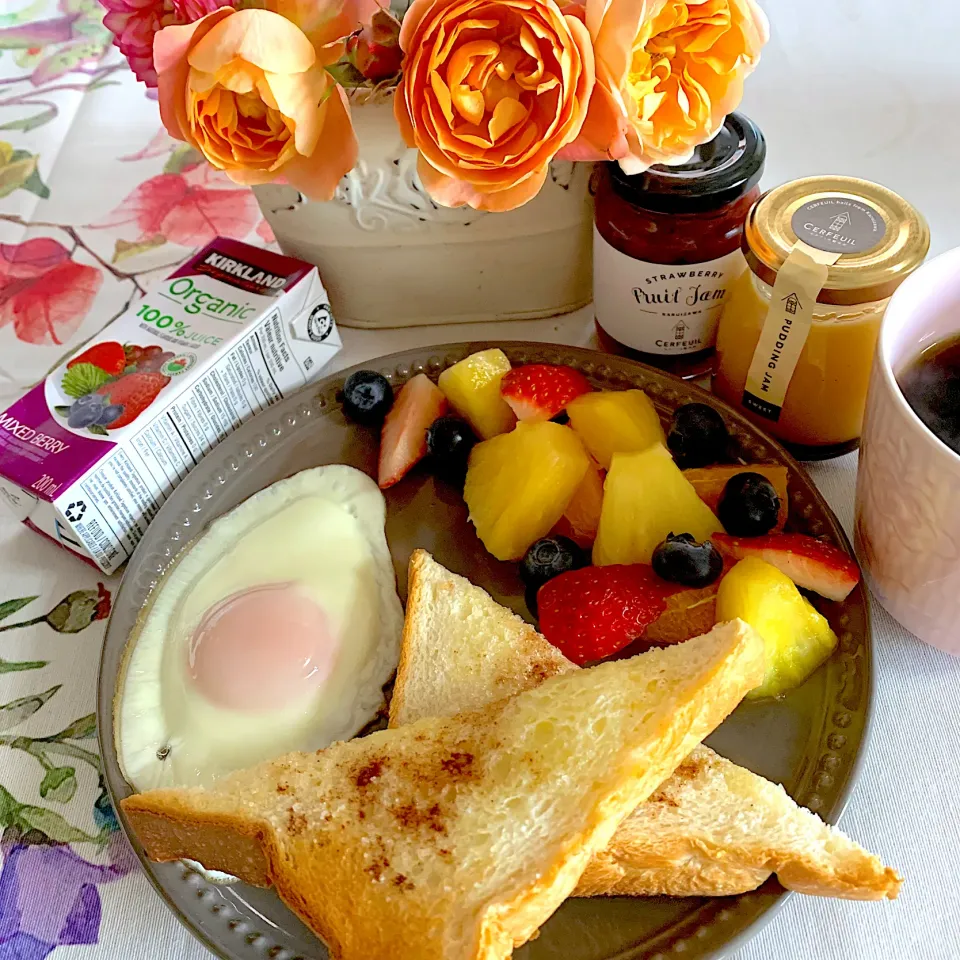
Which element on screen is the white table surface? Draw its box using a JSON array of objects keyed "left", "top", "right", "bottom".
[{"left": 1, "top": 0, "right": 958, "bottom": 958}]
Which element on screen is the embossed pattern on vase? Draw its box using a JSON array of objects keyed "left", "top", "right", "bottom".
[
  {"left": 332, "top": 154, "right": 584, "bottom": 232},
  {"left": 333, "top": 150, "right": 485, "bottom": 232}
]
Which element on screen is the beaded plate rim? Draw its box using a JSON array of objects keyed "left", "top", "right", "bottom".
[{"left": 97, "top": 341, "right": 873, "bottom": 960}]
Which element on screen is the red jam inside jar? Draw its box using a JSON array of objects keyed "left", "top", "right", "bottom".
[{"left": 593, "top": 112, "right": 766, "bottom": 378}]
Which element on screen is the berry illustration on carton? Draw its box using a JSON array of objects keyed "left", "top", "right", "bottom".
[{"left": 0, "top": 237, "right": 341, "bottom": 573}]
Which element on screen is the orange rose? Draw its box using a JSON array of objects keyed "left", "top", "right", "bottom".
[
  {"left": 154, "top": 6, "right": 360, "bottom": 199},
  {"left": 569, "top": 0, "right": 768, "bottom": 172},
  {"left": 394, "top": 0, "right": 595, "bottom": 212}
]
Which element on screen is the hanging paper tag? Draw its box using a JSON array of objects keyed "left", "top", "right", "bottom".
[{"left": 741, "top": 243, "right": 841, "bottom": 421}]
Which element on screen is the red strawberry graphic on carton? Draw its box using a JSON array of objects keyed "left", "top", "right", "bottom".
[
  {"left": 57, "top": 342, "right": 174, "bottom": 434},
  {"left": 94, "top": 371, "right": 171, "bottom": 429},
  {"left": 67, "top": 341, "right": 127, "bottom": 377}
]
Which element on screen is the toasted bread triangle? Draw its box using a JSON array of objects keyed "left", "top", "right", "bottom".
[
  {"left": 123, "top": 621, "right": 764, "bottom": 960},
  {"left": 392, "top": 551, "right": 902, "bottom": 901},
  {"left": 390, "top": 550, "right": 576, "bottom": 727}
]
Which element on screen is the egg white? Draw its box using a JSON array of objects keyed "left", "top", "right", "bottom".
[{"left": 116, "top": 465, "right": 403, "bottom": 791}]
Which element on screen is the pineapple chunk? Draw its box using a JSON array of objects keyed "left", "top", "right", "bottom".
[
  {"left": 716, "top": 557, "right": 839, "bottom": 699},
  {"left": 566, "top": 390, "right": 665, "bottom": 469},
  {"left": 594, "top": 445, "right": 722, "bottom": 565},
  {"left": 464, "top": 422, "right": 590, "bottom": 561},
  {"left": 438, "top": 348, "right": 516, "bottom": 439}
]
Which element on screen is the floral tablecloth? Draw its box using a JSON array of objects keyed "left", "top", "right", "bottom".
[
  {"left": 2, "top": 1, "right": 960, "bottom": 959},
  {"left": 0, "top": 2, "right": 282, "bottom": 956}
]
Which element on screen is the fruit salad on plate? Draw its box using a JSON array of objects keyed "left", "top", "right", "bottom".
[{"left": 341, "top": 349, "right": 861, "bottom": 700}]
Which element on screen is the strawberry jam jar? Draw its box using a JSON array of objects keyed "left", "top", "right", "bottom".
[{"left": 593, "top": 113, "right": 766, "bottom": 378}]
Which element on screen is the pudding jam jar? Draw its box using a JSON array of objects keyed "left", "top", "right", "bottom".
[{"left": 593, "top": 112, "right": 766, "bottom": 378}]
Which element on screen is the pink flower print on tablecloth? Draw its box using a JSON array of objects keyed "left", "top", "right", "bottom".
[
  {"left": 0, "top": 239, "right": 102, "bottom": 346},
  {"left": 94, "top": 166, "right": 261, "bottom": 248},
  {"left": 255, "top": 218, "right": 275, "bottom": 244}
]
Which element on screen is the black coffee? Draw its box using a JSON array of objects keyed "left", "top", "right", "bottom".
[{"left": 898, "top": 335, "right": 960, "bottom": 454}]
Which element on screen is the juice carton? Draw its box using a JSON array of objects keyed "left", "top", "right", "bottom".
[{"left": 0, "top": 238, "right": 342, "bottom": 573}]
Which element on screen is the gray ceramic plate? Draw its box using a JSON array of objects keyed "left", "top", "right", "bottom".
[{"left": 97, "top": 342, "right": 873, "bottom": 960}]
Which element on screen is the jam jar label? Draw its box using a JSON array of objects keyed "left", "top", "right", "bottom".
[
  {"left": 790, "top": 197, "right": 887, "bottom": 255},
  {"left": 741, "top": 244, "right": 835, "bottom": 422},
  {"left": 593, "top": 227, "right": 748, "bottom": 355}
]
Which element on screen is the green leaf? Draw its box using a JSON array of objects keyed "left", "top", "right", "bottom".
[
  {"left": 0, "top": 685, "right": 61, "bottom": 732},
  {"left": 0, "top": 658, "right": 47, "bottom": 674},
  {"left": 45, "top": 713, "right": 96, "bottom": 741},
  {"left": 20, "top": 165, "right": 50, "bottom": 199},
  {"left": 0, "top": 147, "right": 39, "bottom": 199},
  {"left": 0, "top": 596, "right": 37, "bottom": 621},
  {"left": 0, "top": 154, "right": 36, "bottom": 198},
  {"left": 0, "top": 105, "right": 57, "bottom": 133},
  {"left": 30, "top": 38, "right": 103, "bottom": 84},
  {"left": 87, "top": 423, "right": 108, "bottom": 436},
  {"left": 17, "top": 805, "right": 96, "bottom": 844},
  {"left": 54, "top": 405, "right": 70, "bottom": 417},
  {"left": 0, "top": 785, "right": 20, "bottom": 828},
  {"left": 61, "top": 362, "right": 110, "bottom": 398},
  {"left": 325, "top": 61, "right": 368, "bottom": 88},
  {"left": 39, "top": 766, "right": 77, "bottom": 803},
  {"left": 163, "top": 144, "right": 203, "bottom": 175},
  {"left": 112, "top": 234, "right": 166, "bottom": 264},
  {"left": 85, "top": 78, "right": 121, "bottom": 93}
]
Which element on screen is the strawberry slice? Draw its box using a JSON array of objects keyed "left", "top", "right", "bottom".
[
  {"left": 712, "top": 532, "right": 860, "bottom": 601},
  {"left": 67, "top": 341, "right": 126, "bottom": 377},
  {"left": 537, "top": 564, "right": 678, "bottom": 664},
  {"left": 378, "top": 374, "right": 448, "bottom": 489},
  {"left": 500, "top": 364, "right": 592, "bottom": 422}
]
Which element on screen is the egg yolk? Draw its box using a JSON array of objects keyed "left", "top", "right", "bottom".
[{"left": 187, "top": 583, "right": 335, "bottom": 711}]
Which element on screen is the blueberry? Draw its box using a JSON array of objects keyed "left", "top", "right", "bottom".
[
  {"left": 426, "top": 416, "right": 476, "bottom": 486},
  {"left": 97, "top": 404, "right": 125, "bottom": 426},
  {"left": 74, "top": 393, "right": 102, "bottom": 408},
  {"left": 67, "top": 402, "right": 104, "bottom": 429},
  {"left": 652, "top": 533, "right": 723, "bottom": 587},
  {"left": 341, "top": 370, "right": 394, "bottom": 425},
  {"left": 550, "top": 411, "right": 570, "bottom": 425},
  {"left": 717, "top": 472, "right": 780, "bottom": 536},
  {"left": 520, "top": 536, "right": 588, "bottom": 590},
  {"left": 667, "top": 403, "right": 730, "bottom": 467}
]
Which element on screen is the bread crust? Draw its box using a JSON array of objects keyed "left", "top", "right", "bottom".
[
  {"left": 389, "top": 550, "right": 574, "bottom": 729},
  {"left": 122, "top": 622, "right": 766, "bottom": 960},
  {"left": 574, "top": 747, "right": 902, "bottom": 900},
  {"left": 394, "top": 553, "right": 903, "bottom": 903}
]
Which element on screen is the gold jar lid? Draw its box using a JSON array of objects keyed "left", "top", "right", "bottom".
[{"left": 742, "top": 175, "right": 929, "bottom": 304}]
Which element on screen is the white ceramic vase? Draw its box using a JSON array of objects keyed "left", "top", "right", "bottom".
[{"left": 253, "top": 95, "right": 594, "bottom": 329}]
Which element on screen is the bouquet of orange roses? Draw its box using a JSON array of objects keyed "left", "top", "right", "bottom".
[{"left": 102, "top": 0, "right": 768, "bottom": 212}]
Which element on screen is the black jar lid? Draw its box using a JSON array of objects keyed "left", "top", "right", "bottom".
[{"left": 607, "top": 112, "right": 766, "bottom": 214}]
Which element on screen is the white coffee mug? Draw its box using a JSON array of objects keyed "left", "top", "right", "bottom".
[{"left": 855, "top": 245, "right": 960, "bottom": 655}]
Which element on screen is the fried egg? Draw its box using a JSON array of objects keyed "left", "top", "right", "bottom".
[{"left": 116, "top": 465, "right": 403, "bottom": 792}]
